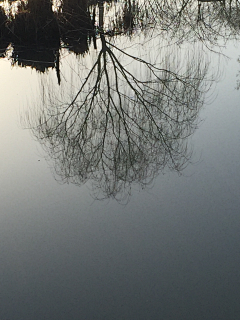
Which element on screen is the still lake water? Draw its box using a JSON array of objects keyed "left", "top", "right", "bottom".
[{"left": 0, "top": 29, "right": 240, "bottom": 320}]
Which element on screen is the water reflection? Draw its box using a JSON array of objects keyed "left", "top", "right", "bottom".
[
  {"left": 0, "top": 0, "right": 240, "bottom": 74},
  {"left": 25, "top": 35, "right": 214, "bottom": 200},
  {"left": 1, "top": 0, "right": 232, "bottom": 200}
]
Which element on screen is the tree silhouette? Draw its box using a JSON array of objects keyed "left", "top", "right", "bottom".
[{"left": 26, "top": 33, "right": 213, "bottom": 201}]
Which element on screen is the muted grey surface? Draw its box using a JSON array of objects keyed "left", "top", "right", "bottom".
[{"left": 0, "top": 40, "right": 240, "bottom": 320}]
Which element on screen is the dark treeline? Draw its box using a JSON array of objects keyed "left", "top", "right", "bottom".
[
  {"left": 0, "top": 0, "right": 240, "bottom": 75},
  {"left": 0, "top": 0, "right": 137, "bottom": 78},
  {"left": 0, "top": 0, "right": 92, "bottom": 45},
  {"left": 0, "top": 0, "right": 141, "bottom": 80},
  {"left": 0, "top": 0, "right": 95, "bottom": 75}
]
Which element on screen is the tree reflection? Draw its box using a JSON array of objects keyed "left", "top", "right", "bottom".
[
  {"left": 116, "top": 0, "right": 240, "bottom": 45},
  {"left": 26, "top": 35, "right": 213, "bottom": 200},
  {"left": 0, "top": 0, "right": 239, "bottom": 75}
]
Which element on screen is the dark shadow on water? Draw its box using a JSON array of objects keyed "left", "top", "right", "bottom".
[{"left": 11, "top": 44, "right": 59, "bottom": 73}]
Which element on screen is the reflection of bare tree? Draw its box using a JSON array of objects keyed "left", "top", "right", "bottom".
[
  {"left": 114, "top": 0, "right": 240, "bottom": 45},
  {"left": 26, "top": 35, "right": 212, "bottom": 200}
]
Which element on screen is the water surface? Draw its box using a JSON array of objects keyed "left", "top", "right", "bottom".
[{"left": 0, "top": 1, "right": 240, "bottom": 319}]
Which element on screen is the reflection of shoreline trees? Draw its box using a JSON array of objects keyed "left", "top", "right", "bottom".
[
  {"left": 26, "top": 36, "right": 213, "bottom": 200},
  {"left": 0, "top": 0, "right": 226, "bottom": 199},
  {"left": 0, "top": 0, "right": 240, "bottom": 74},
  {"left": 10, "top": 0, "right": 59, "bottom": 46},
  {"left": 141, "top": 0, "right": 240, "bottom": 46}
]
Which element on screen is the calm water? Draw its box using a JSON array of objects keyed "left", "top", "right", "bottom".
[{"left": 1, "top": 6, "right": 240, "bottom": 320}]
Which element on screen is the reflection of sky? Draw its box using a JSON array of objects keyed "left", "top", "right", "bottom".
[
  {"left": 0, "top": 60, "right": 54, "bottom": 215},
  {"left": 0, "top": 39, "right": 240, "bottom": 319}
]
